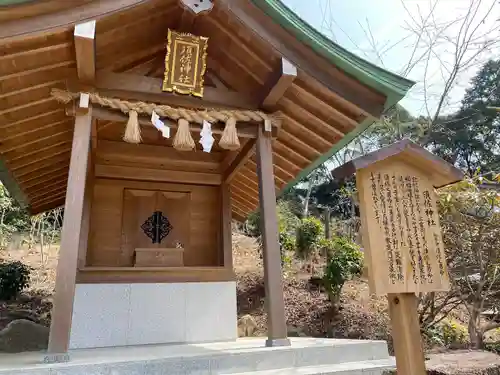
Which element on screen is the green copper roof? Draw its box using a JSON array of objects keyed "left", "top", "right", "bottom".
[
  {"left": 249, "top": 0, "right": 415, "bottom": 194},
  {"left": 251, "top": 0, "right": 415, "bottom": 110},
  {"left": 0, "top": 0, "right": 34, "bottom": 5}
]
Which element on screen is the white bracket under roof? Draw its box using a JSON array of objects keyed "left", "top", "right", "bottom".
[{"left": 179, "top": 0, "right": 214, "bottom": 14}]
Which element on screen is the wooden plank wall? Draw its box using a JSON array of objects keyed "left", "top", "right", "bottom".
[
  {"left": 84, "top": 140, "right": 222, "bottom": 269},
  {"left": 87, "top": 179, "right": 221, "bottom": 267}
]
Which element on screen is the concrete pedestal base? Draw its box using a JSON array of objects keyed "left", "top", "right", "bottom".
[
  {"left": 0, "top": 338, "right": 395, "bottom": 375},
  {"left": 69, "top": 282, "right": 237, "bottom": 349},
  {"left": 265, "top": 338, "right": 291, "bottom": 347}
]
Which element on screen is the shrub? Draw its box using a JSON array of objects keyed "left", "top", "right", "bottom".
[
  {"left": 485, "top": 342, "right": 500, "bottom": 354},
  {"left": 322, "top": 237, "right": 363, "bottom": 304},
  {"left": 0, "top": 260, "right": 31, "bottom": 300},
  {"left": 440, "top": 319, "right": 468, "bottom": 347},
  {"left": 277, "top": 201, "right": 301, "bottom": 236},
  {"left": 318, "top": 238, "right": 337, "bottom": 259},
  {"left": 245, "top": 211, "right": 261, "bottom": 237},
  {"left": 279, "top": 231, "right": 295, "bottom": 253},
  {"left": 279, "top": 232, "right": 295, "bottom": 268},
  {"left": 245, "top": 201, "right": 300, "bottom": 238},
  {"left": 426, "top": 319, "right": 469, "bottom": 348},
  {"left": 295, "top": 217, "right": 323, "bottom": 260}
]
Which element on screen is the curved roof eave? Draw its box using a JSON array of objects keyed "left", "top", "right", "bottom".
[
  {"left": 0, "top": 0, "right": 34, "bottom": 5},
  {"left": 251, "top": 0, "right": 415, "bottom": 110}
]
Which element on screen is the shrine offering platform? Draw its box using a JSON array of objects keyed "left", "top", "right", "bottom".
[{"left": 0, "top": 338, "right": 395, "bottom": 375}]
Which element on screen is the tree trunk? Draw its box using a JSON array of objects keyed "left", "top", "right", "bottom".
[
  {"left": 39, "top": 219, "right": 44, "bottom": 265},
  {"left": 303, "top": 183, "right": 312, "bottom": 218},
  {"left": 324, "top": 208, "right": 331, "bottom": 240},
  {"left": 468, "top": 309, "right": 484, "bottom": 349}
]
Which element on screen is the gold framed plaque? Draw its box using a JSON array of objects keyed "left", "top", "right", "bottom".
[{"left": 162, "top": 29, "right": 208, "bottom": 98}]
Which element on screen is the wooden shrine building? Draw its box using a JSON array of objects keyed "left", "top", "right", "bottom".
[{"left": 0, "top": 0, "right": 414, "bottom": 357}]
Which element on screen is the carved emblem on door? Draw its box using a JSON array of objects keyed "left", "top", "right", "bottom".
[{"left": 141, "top": 211, "right": 173, "bottom": 244}]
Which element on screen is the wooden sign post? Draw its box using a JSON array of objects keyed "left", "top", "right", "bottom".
[{"left": 332, "top": 139, "right": 463, "bottom": 375}]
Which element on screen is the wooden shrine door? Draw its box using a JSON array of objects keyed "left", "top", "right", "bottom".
[{"left": 121, "top": 189, "right": 190, "bottom": 267}]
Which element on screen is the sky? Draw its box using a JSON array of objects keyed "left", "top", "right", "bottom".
[{"left": 282, "top": 0, "right": 500, "bottom": 117}]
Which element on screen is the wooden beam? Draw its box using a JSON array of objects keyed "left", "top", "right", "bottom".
[
  {"left": 10, "top": 144, "right": 71, "bottom": 172},
  {"left": 277, "top": 131, "right": 319, "bottom": 163},
  {"left": 289, "top": 84, "right": 358, "bottom": 132},
  {"left": 76, "top": 266, "right": 235, "bottom": 284},
  {"left": 95, "top": 164, "right": 221, "bottom": 186},
  {"left": 205, "top": 70, "right": 230, "bottom": 90},
  {"left": 24, "top": 170, "right": 68, "bottom": 192},
  {"left": 0, "top": 0, "right": 149, "bottom": 43},
  {"left": 67, "top": 105, "right": 267, "bottom": 138},
  {"left": 5, "top": 132, "right": 73, "bottom": 163},
  {"left": 14, "top": 153, "right": 70, "bottom": 179},
  {"left": 30, "top": 185, "right": 67, "bottom": 203},
  {"left": 273, "top": 139, "right": 310, "bottom": 169},
  {"left": 231, "top": 203, "right": 248, "bottom": 219},
  {"left": 221, "top": 183, "right": 233, "bottom": 270},
  {"left": 231, "top": 192, "right": 256, "bottom": 213},
  {"left": 0, "top": 119, "right": 70, "bottom": 153},
  {"left": 74, "top": 20, "right": 96, "bottom": 83},
  {"left": 218, "top": 0, "right": 386, "bottom": 118},
  {"left": 30, "top": 197, "right": 66, "bottom": 215},
  {"left": 19, "top": 163, "right": 69, "bottom": 185},
  {"left": 223, "top": 138, "right": 256, "bottom": 182},
  {"left": 0, "top": 109, "right": 64, "bottom": 131},
  {"left": 248, "top": 158, "right": 288, "bottom": 187},
  {"left": 221, "top": 150, "right": 239, "bottom": 172},
  {"left": 31, "top": 193, "right": 67, "bottom": 213},
  {"left": 29, "top": 177, "right": 68, "bottom": 198},
  {"left": 31, "top": 190, "right": 67, "bottom": 207},
  {"left": 124, "top": 55, "right": 163, "bottom": 76},
  {"left": 255, "top": 125, "right": 290, "bottom": 347},
  {"left": 91, "top": 119, "right": 98, "bottom": 150},
  {"left": 231, "top": 182, "right": 260, "bottom": 206},
  {"left": 47, "top": 106, "right": 92, "bottom": 357},
  {"left": 279, "top": 96, "right": 344, "bottom": 139},
  {"left": 30, "top": 195, "right": 66, "bottom": 214},
  {"left": 178, "top": 5, "right": 196, "bottom": 32},
  {"left": 0, "top": 0, "right": 90, "bottom": 23},
  {"left": 281, "top": 113, "right": 331, "bottom": 153},
  {"left": 96, "top": 140, "right": 222, "bottom": 171},
  {"left": 232, "top": 211, "right": 246, "bottom": 223},
  {"left": 233, "top": 175, "right": 260, "bottom": 198},
  {"left": 261, "top": 57, "right": 297, "bottom": 109},
  {"left": 70, "top": 71, "right": 260, "bottom": 110}
]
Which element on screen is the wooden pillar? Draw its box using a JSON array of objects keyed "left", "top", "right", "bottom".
[
  {"left": 77, "top": 146, "right": 93, "bottom": 269},
  {"left": 388, "top": 293, "right": 427, "bottom": 375},
  {"left": 221, "top": 183, "right": 233, "bottom": 269},
  {"left": 255, "top": 126, "right": 290, "bottom": 347},
  {"left": 46, "top": 108, "right": 92, "bottom": 360}
]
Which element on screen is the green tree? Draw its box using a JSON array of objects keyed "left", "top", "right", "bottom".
[
  {"left": 427, "top": 59, "right": 500, "bottom": 176},
  {"left": 0, "top": 184, "right": 29, "bottom": 248},
  {"left": 439, "top": 177, "right": 500, "bottom": 349},
  {"left": 295, "top": 217, "right": 323, "bottom": 261},
  {"left": 322, "top": 237, "right": 363, "bottom": 307},
  {"left": 365, "top": 104, "right": 425, "bottom": 148}
]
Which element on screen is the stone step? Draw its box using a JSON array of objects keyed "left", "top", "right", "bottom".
[
  {"left": 231, "top": 359, "right": 396, "bottom": 375},
  {"left": 0, "top": 338, "right": 392, "bottom": 375}
]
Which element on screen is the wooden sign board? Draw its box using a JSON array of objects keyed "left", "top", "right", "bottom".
[
  {"left": 162, "top": 29, "right": 208, "bottom": 97},
  {"left": 332, "top": 139, "right": 463, "bottom": 296},
  {"left": 358, "top": 159, "right": 449, "bottom": 294}
]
